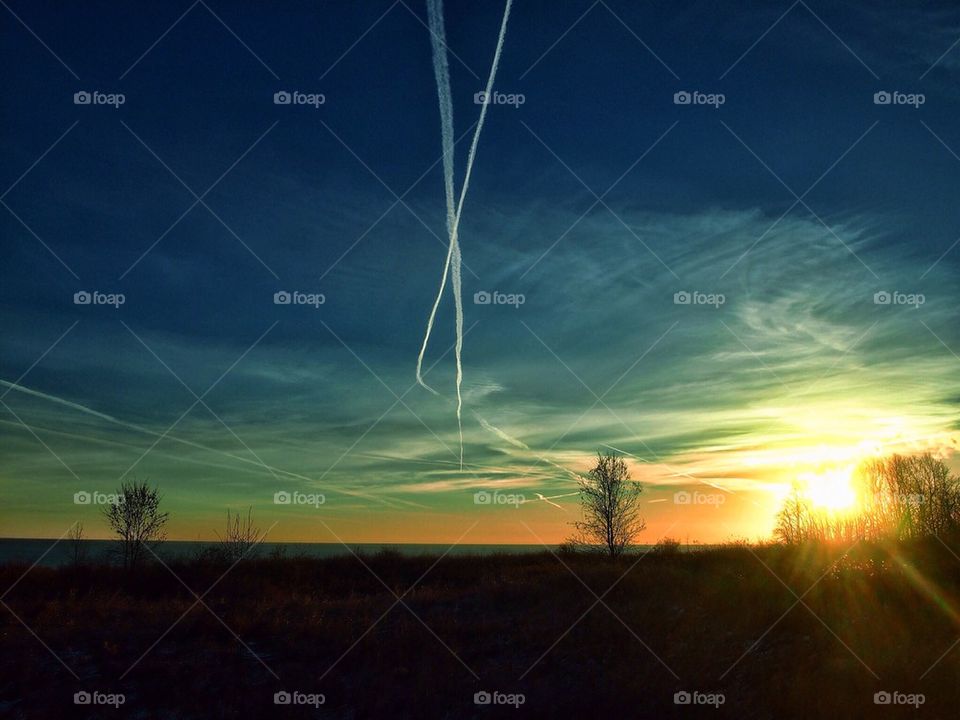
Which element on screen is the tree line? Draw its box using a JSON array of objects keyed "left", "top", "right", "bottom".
[
  {"left": 70, "top": 479, "right": 263, "bottom": 570},
  {"left": 775, "top": 453, "right": 960, "bottom": 544},
  {"left": 71, "top": 451, "right": 959, "bottom": 566}
]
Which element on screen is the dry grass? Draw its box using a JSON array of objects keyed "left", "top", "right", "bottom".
[{"left": 2, "top": 540, "right": 960, "bottom": 718}]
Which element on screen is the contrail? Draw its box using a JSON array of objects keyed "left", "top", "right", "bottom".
[
  {"left": 0, "top": 379, "right": 419, "bottom": 507},
  {"left": 426, "top": 0, "right": 457, "bottom": 236},
  {"left": 0, "top": 417, "right": 425, "bottom": 509},
  {"left": 531, "top": 492, "right": 577, "bottom": 511},
  {"left": 447, "top": 0, "right": 514, "bottom": 470},
  {"left": 416, "top": 0, "right": 458, "bottom": 400},
  {"left": 473, "top": 411, "right": 585, "bottom": 483},
  {"left": 1, "top": 379, "right": 121, "bottom": 424},
  {"left": 427, "top": 386, "right": 582, "bottom": 484},
  {"left": 416, "top": 0, "right": 513, "bottom": 469},
  {"left": 476, "top": 413, "right": 528, "bottom": 450}
]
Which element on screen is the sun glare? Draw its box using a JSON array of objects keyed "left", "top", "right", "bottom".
[{"left": 800, "top": 465, "right": 858, "bottom": 512}]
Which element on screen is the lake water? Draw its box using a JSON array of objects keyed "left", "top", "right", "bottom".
[{"left": 0, "top": 539, "right": 573, "bottom": 567}]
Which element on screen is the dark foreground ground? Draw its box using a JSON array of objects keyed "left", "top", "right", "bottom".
[{"left": 2, "top": 540, "right": 960, "bottom": 719}]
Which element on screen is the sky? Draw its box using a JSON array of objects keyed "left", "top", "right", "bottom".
[{"left": 1, "top": 0, "right": 959, "bottom": 544}]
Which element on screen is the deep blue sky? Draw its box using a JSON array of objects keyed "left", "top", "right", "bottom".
[{"left": 2, "top": 0, "right": 959, "bottom": 542}]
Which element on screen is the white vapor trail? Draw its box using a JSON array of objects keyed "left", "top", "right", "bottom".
[
  {"left": 416, "top": 0, "right": 458, "bottom": 399},
  {"left": 427, "top": 0, "right": 457, "bottom": 241},
  {"left": 532, "top": 492, "right": 576, "bottom": 511},
  {"left": 475, "top": 413, "right": 528, "bottom": 450},
  {"left": 416, "top": 0, "right": 513, "bottom": 470}
]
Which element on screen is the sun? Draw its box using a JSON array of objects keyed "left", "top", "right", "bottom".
[{"left": 800, "top": 465, "right": 858, "bottom": 512}]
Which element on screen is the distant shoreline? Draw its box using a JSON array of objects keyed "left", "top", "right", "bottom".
[{"left": 0, "top": 538, "right": 702, "bottom": 567}]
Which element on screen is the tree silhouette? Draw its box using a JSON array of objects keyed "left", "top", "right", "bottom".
[
  {"left": 102, "top": 479, "right": 169, "bottom": 569},
  {"left": 215, "top": 507, "right": 264, "bottom": 562},
  {"left": 66, "top": 521, "right": 86, "bottom": 568},
  {"left": 573, "top": 452, "right": 646, "bottom": 556}
]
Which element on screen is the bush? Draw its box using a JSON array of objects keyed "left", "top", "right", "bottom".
[{"left": 652, "top": 537, "right": 682, "bottom": 556}]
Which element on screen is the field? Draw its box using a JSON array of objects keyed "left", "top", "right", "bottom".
[{"left": 2, "top": 540, "right": 959, "bottom": 718}]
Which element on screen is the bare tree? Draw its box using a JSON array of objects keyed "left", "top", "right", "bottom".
[
  {"left": 573, "top": 452, "right": 646, "bottom": 557},
  {"left": 864, "top": 454, "right": 960, "bottom": 539},
  {"left": 215, "top": 507, "right": 264, "bottom": 562},
  {"left": 102, "top": 479, "right": 169, "bottom": 570},
  {"left": 67, "top": 521, "right": 86, "bottom": 567}
]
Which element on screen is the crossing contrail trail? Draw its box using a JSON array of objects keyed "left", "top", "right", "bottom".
[
  {"left": 416, "top": 0, "right": 458, "bottom": 399},
  {"left": 416, "top": 0, "right": 513, "bottom": 470}
]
